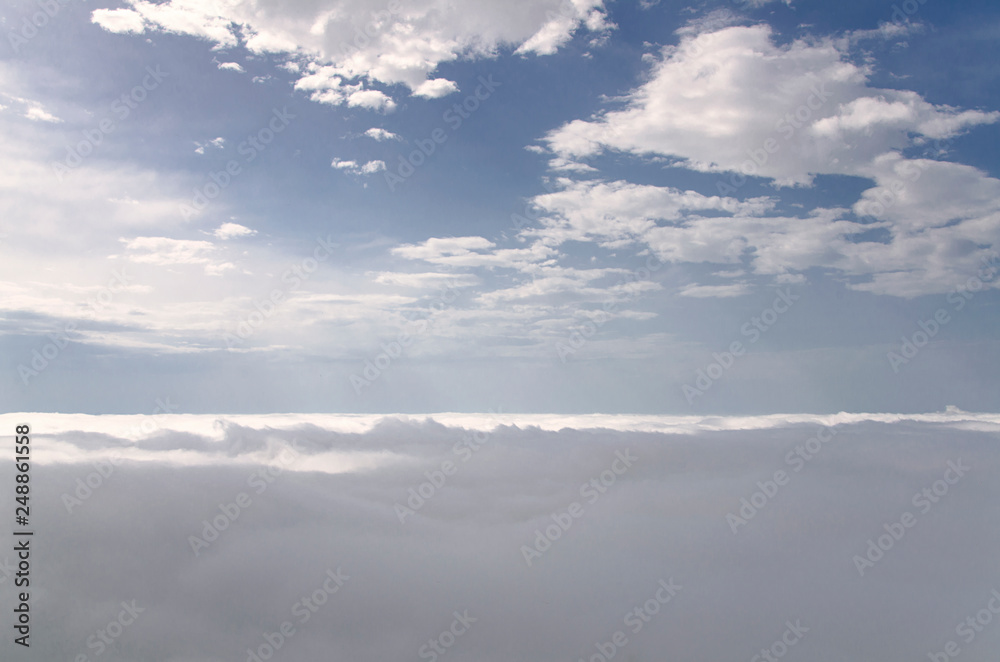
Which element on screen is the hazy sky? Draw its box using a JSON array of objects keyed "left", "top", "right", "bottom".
[{"left": 1, "top": 0, "right": 999, "bottom": 414}]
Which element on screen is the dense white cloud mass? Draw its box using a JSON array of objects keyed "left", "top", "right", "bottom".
[
  {"left": 2, "top": 412, "right": 998, "bottom": 660},
  {"left": 542, "top": 24, "right": 997, "bottom": 184},
  {"left": 526, "top": 23, "right": 1000, "bottom": 297},
  {"left": 90, "top": 0, "right": 612, "bottom": 108}
]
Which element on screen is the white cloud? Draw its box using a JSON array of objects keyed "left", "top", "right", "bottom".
[
  {"left": 678, "top": 282, "right": 751, "bottom": 298},
  {"left": 217, "top": 61, "right": 245, "bottom": 73},
  {"left": 547, "top": 157, "right": 598, "bottom": 173},
  {"left": 2, "top": 93, "right": 62, "bottom": 123},
  {"left": 516, "top": 0, "right": 612, "bottom": 55},
  {"left": 525, "top": 178, "right": 774, "bottom": 250},
  {"left": 92, "top": 1, "right": 237, "bottom": 47},
  {"left": 120, "top": 236, "right": 218, "bottom": 266},
  {"left": 846, "top": 21, "right": 924, "bottom": 43},
  {"left": 347, "top": 89, "right": 396, "bottom": 112},
  {"left": 413, "top": 78, "right": 459, "bottom": 98},
  {"left": 392, "top": 236, "right": 496, "bottom": 260},
  {"left": 90, "top": 7, "right": 145, "bottom": 33},
  {"left": 90, "top": 0, "right": 612, "bottom": 111},
  {"left": 331, "top": 158, "right": 387, "bottom": 174},
  {"left": 212, "top": 222, "right": 256, "bottom": 239},
  {"left": 360, "top": 160, "right": 386, "bottom": 174},
  {"left": 204, "top": 261, "right": 236, "bottom": 276},
  {"left": 7, "top": 413, "right": 998, "bottom": 662},
  {"left": 542, "top": 24, "right": 998, "bottom": 186},
  {"left": 530, "top": 23, "right": 1000, "bottom": 298},
  {"left": 23, "top": 104, "right": 61, "bottom": 123},
  {"left": 371, "top": 271, "right": 480, "bottom": 288},
  {"left": 364, "top": 127, "right": 399, "bottom": 141},
  {"left": 194, "top": 137, "right": 225, "bottom": 154},
  {"left": 331, "top": 158, "right": 360, "bottom": 170}
]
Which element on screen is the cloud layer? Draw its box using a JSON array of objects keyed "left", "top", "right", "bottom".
[
  {"left": 91, "top": 0, "right": 612, "bottom": 108},
  {"left": 4, "top": 412, "right": 999, "bottom": 661}
]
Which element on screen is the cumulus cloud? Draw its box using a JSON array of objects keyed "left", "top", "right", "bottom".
[
  {"left": 542, "top": 24, "right": 998, "bottom": 185},
  {"left": 525, "top": 178, "right": 774, "bottom": 250},
  {"left": 90, "top": 0, "right": 612, "bottom": 111},
  {"left": 331, "top": 158, "right": 387, "bottom": 174},
  {"left": 392, "top": 236, "right": 497, "bottom": 261},
  {"left": 213, "top": 222, "right": 256, "bottom": 240},
  {"left": 217, "top": 61, "right": 246, "bottom": 73},
  {"left": 413, "top": 78, "right": 460, "bottom": 98},
  {"left": 363, "top": 127, "right": 400, "bottom": 141},
  {"left": 90, "top": 7, "right": 145, "bottom": 33},
  {"left": 528, "top": 23, "right": 1000, "bottom": 297},
  {"left": 347, "top": 89, "right": 396, "bottom": 112},
  {"left": 5, "top": 411, "right": 999, "bottom": 661}
]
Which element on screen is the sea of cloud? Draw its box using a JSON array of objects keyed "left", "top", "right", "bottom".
[{"left": 1, "top": 410, "right": 999, "bottom": 661}]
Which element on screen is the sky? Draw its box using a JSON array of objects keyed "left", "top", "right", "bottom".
[
  {"left": 2, "top": 410, "right": 1000, "bottom": 660},
  {"left": 1, "top": 0, "right": 999, "bottom": 414}
]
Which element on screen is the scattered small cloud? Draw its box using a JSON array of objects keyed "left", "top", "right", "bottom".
[
  {"left": 678, "top": 282, "right": 751, "bottom": 298},
  {"left": 194, "top": 137, "right": 225, "bottom": 154},
  {"left": 331, "top": 158, "right": 387, "bottom": 175},
  {"left": 364, "top": 128, "right": 400, "bottom": 142},
  {"left": 212, "top": 222, "right": 256, "bottom": 240},
  {"left": 413, "top": 78, "right": 460, "bottom": 98},
  {"left": 23, "top": 103, "right": 61, "bottom": 123}
]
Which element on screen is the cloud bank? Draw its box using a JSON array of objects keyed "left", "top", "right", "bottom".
[{"left": 3, "top": 411, "right": 999, "bottom": 660}]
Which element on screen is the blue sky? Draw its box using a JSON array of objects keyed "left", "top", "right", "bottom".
[{"left": 1, "top": 0, "right": 999, "bottom": 414}]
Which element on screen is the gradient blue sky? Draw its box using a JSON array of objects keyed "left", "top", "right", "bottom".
[{"left": 1, "top": 0, "right": 998, "bottom": 414}]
